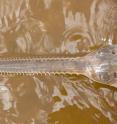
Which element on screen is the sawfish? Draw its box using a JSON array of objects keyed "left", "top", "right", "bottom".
[{"left": 0, "top": 45, "right": 116, "bottom": 87}]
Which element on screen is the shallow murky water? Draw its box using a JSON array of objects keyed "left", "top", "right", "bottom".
[{"left": 0, "top": 0, "right": 117, "bottom": 124}]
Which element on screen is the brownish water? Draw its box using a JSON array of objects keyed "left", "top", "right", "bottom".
[{"left": 0, "top": 0, "right": 117, "bottom": 124}]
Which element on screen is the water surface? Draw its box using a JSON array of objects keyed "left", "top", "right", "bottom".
[{"left": 0, "top": 0, "right": 117, "bottom": 124}]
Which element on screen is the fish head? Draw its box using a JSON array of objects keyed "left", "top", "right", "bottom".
[{"left": 88, "top": 45, "right": 117, "bottom": 87}]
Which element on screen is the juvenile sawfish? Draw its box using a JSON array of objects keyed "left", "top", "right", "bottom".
[{"left": 0, "top": 45, "right": 116, "bottom": 87}]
